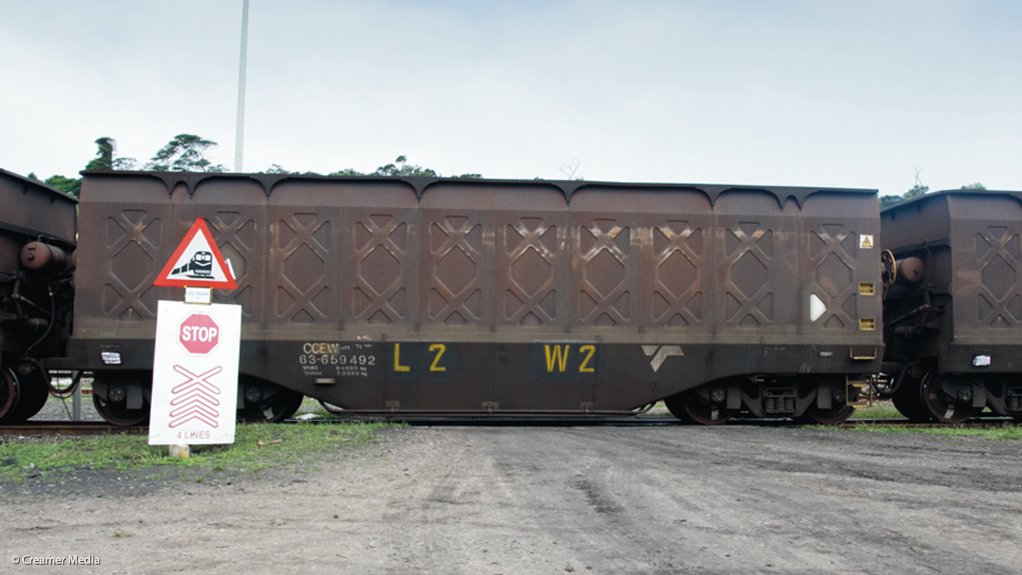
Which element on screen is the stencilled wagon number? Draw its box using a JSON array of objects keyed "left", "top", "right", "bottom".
[
  {"left": 299, "top": 353, "right": 376, "bottom": 366},
  {"left": 299, "top": 342, "right": 377, "bottom": 377}
]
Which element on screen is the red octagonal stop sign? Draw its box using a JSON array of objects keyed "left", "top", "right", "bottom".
[{"left": 179, "top": 313, "right": 220, "bottom": 354}]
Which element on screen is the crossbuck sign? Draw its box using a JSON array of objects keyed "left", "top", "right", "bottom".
[{"left": 149, "top": 301, "right": 241, "bottom": 445}]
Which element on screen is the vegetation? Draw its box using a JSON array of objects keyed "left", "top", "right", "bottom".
[
  {"left": 34, "top": 134, "right": 224, "bottom": 198},
  {"left": 849, "top": 402, "right": 905, "bottom": 420},
  {"left": 35, "top": 136, "right": 991, "bottom": 203},
  {"left": 845, "top": 423, "right": 1022, "bottom": 440},
  {"left": 879, "top": 169, "right": 985, "bottom": 208},
  {"left": 145, "top": 134, "right": 222, "bottom": 173},
  {"left": 34, "top": 136, "right": 478, "bottom": 199},
  {"left": 832, "top": 402, "right": 1021, "bottom": 440},
  {"left": 0, "top": 422, "right": 386, "bottom": 484}
]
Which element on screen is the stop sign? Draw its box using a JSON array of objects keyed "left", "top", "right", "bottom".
[{"left": 179, "top": 313, "right": 220, "bottom": 354}]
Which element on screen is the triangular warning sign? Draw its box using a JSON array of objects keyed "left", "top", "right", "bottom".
[{"left": 154, "top": 218, "right": 238, "bottom": 289}]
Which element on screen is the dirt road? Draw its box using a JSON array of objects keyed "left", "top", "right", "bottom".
[{"left": 3, "top": 426, "right": 1021, "bottom": 574}]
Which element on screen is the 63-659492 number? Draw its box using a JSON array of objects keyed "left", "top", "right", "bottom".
[
  {"left": 299, "top": 353, "right": 376, "bottom": 367},
  {"left": 299, "top": 342, "right": 377, "bottom": 377}
]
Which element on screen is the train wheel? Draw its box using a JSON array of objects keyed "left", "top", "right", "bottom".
[
  {"left": 0, "top": 366, "right": 19, "bottom": 422},
  {"left": 92, "top": 371, "right": 151, "bottom": 427},
  {"left": 891, "top": 368, "right": 932, "bottom": 422},
  {"left": 800, "top": 404, "right": 855, "bottom": 425},
  {"left": 664, "top": 391, "right": 736, "bottom": 425},
  {"left": 920, "top": 373, "right": 980, "bottom": 424},
  {"left": 237, "top": 377, "right": 304, "bottom": 423},
  {"left": 2, "top": 363, "right": 50, "bottom": 422}
]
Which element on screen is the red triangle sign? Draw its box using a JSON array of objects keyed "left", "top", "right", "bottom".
[{"left": 154, "top": 219, "right": 238, "bottom": 289}]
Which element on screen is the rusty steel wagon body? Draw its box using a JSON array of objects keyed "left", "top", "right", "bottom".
[
  {"left": 882, "top": 190, "right": 1022, "bottom": 422},
  {"left": 70, "top": 171, "right": 884, "bottom": 424},
  {"left": 0, "top": 169, "right": 76, "bottom": 422}
]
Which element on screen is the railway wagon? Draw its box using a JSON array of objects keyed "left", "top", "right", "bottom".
[
  {"left": 71, "top": 171, "right": 883, "bottom": 425},
  {"left": 0, "top": 169, "right": 76, "bottom": 422},
  {"left": 882, "top": 190, "right": 1022, "bottom": 422}
]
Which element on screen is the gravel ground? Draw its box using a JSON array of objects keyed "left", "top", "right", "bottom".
[
  {"left": 2, "top": 423, "right": 1021, "bottom": 574},
  {"left": 28, "top": 392, "right": 101, "bottom": 422}
]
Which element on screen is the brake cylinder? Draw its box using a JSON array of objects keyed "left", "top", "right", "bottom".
[
  {"left": 895, "top": 256, "right": 925, "bottom": 286},
  {"left": 19, "top": 241, "right": 73, "bottom": 275}
]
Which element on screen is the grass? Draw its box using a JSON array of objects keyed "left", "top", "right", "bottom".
[
  {"left": 0, "top": 421, "right": 388, "bottom": 484},
  {"left": 844, "top": 423, "right": 1022, "bottom": 440},
  {"left": 849, "top": 402, "right": 905, "bottom": 420},
  {"left": 842, "top": 401, "right": 1021, "bottom": 439}
]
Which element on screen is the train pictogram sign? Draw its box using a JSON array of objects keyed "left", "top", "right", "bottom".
[{"left": 154, "top": 218, "right": 238, "bottom": 289}]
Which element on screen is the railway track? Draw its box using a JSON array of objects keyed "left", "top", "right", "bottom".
[
  {"left": 0, "top": 421, "right": 145, "bottom": 436},
  {"left": 1, "top": 416, "right": 1014, "bottom": 436},
  {"left": 287, "top": 414, "right": 1017, "bottom": 427}
]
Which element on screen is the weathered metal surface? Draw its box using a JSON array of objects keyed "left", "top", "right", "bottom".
[
  {"left": 73, "top": 172, "right": 883, "bottom": 412},
  {"left": 0, "top": 169, "right": 78, "bottom": 422},
  {"left": 0, "top": 170, "right": 76, "bottom": 290},
  {"left": 0, "top": 169, "right": 77, "bottom": 250},
  {"left": 882, "top": 190, "right": 1022, "bottom": 371}
]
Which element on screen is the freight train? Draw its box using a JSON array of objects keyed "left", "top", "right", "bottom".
[
  {"left": 0, "top": 169, "right": 77, "bottom": 424},
  {"left": 1, "top": 168, "right": 1020, "bottom": 426}
]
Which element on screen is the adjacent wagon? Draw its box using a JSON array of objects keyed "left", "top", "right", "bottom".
[{"left": 882, "top": 190, "right": 1022, "bottom": 422}]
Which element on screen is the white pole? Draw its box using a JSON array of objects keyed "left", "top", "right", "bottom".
[{"left": 234, "top": 0, "right": 250, "bottom": 172}]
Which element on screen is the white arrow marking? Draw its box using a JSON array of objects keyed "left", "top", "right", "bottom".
[{"left": 809, "top": 294, "right": 827, "bottom": 322}]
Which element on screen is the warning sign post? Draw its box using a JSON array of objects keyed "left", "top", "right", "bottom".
[
  {"left": 149, "top": 301, "right": 241, "bottom": 445},
  {"left": 149, "top": 217, "right": 241, "bottom": 447}
]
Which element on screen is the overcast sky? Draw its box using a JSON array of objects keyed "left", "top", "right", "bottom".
[{"left": 2, "top": 0, "right": 1019, "bottom": 195}]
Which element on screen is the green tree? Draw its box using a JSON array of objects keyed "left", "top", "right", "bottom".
[
  {"left": 961, "top": 182, "right": 986, "bottom": 190},
  {"left": 84, "top": 137, "right": 137, "bottom": 171},
  {"left": 278, "top": 156, "right": 478, "bottom": 179},
  {"left": 879, "top": 195, "right": 903, "bottom": 209},
  {"left": 145, "top": 134, "right": 224, "bottom": 172},
  {"left": 879, "top": 169, "right": 929, "bottom": 209},
  {"left": 44, "top": 174, "right": 81, "bottom": 197},
  {"left": 85, "top": 137, "right": 115, "bottom": 170},
  {"left": 327, "top": 168, "right": 364, "bottom": 176},
  {"left": 904, "top": 183, "right": 928, "bottom": 199},
  {"left": 372, "top": 155, "right": 438, "bottom": 177},
  {"left": 262, "top": 164, "right": 293, "bottom": 174}
]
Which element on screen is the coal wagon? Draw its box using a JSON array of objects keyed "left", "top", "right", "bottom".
[{"left": 71, "top": 172, "right": 883, "bottom": 425}]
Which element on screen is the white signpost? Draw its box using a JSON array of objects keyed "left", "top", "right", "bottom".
[
  {"left": 149, "top": 302, "right": 241, "bottom": 445},
  {"left": 149, "top": 218, "right": 241, "bottom": 448}
]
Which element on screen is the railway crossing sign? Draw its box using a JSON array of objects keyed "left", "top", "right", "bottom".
[
  {"left": 149, "top": 300, "right": 241, "bottom": 445},
  {"left": 154, "top": 218, "right": 238, "bottom": 289}
]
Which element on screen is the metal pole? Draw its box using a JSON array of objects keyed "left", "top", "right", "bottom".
[
  {"left": 72, "top": 376, "right": 81, "bottom": 420},
  {"left": 234, "top": 0, "right": 250, "bottom": 172}
]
